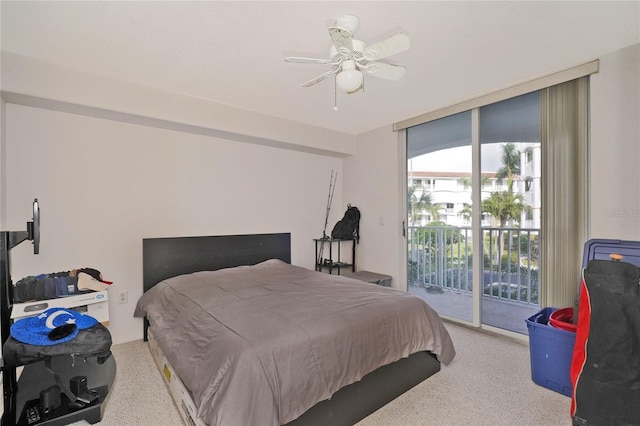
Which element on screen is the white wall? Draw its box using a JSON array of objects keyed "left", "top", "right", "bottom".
[
  {"left": 3, "top": 104, "right": 343, "bottom": 344},
  {"left": 589, "top": 43, "right": 640, "bottom": 238},
  {"left": 1, "top": 52, "right": 356, "bottom": 158},
  {"left": 0, "top": 98, "right": 5, "bottom": 225},
  {"left": 342, "top": 127, "right": 403, "bottom": 287}
]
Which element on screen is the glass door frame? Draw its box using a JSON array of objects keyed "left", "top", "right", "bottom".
[
  {"left": 400, "top": 113, "right": 537, "bottom": 340},
  {"left": 396, "top": 61, "right": 596, "bottom": 339},
  {"left": 399, "top": 111, "right": 483, "bottom": 329}
]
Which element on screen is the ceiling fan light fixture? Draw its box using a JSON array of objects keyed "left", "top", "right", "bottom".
[
  {"left": 336, "top": 69, "right": 363, "bottom": 93},
  {"left": 336, "top": 60, "right": 363, "bottom": 93}
]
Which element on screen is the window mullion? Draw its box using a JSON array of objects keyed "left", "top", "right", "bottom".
[{"left": 471, "top": 108, "right": 482, "bottom": 327}]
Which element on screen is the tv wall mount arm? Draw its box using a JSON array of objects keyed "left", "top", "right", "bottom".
[{"left": 1, "top": 199, "right": 39, "bottom": 426}]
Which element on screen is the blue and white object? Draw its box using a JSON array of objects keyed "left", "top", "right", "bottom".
[{"left": 10, "top": 307, "right": 98, "bottom": 346}]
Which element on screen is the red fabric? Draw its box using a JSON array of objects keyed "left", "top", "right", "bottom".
[{"left": 570, "top": 277, "right": 592, "bottom": 416}]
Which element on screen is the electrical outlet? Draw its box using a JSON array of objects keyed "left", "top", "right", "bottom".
[{"left": 118, "top": 291, "right": 128, "bottom": 304}]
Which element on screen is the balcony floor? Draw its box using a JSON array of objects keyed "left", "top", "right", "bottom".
[{"left": 408, "top": 284, "right": 540, "bottom": 334}]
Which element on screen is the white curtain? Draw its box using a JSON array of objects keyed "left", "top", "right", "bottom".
[{"left": 540, "top": 77, "right": 589, "bottom": 309}]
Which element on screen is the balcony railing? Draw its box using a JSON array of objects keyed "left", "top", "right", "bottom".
[{"left": 408, "top": 225, "right": 540, "bottom": 306}]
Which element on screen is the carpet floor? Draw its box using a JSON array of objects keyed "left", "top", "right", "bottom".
[{"left": 85, "top": 322, "right": 571, "bottom": 425}]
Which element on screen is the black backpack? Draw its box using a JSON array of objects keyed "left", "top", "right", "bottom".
[{"left": 331, "top": 204, "right": 360, "bottom": 241}]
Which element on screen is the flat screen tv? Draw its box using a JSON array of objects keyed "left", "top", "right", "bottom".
[{"left": 27, "top": 198, "right": 40, "bottom": 254}]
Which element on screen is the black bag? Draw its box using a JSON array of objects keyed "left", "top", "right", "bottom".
[
  {"left": 331, "top": 204, "right": 360, "bottom": 241},
  {"left": 571, "top": 259, "right": 640, "bottom": 426},
  {"left": 2, "top": 324, "right": 112, "bottom": 367}
]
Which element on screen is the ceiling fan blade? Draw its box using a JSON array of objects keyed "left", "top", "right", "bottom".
[
  {"left": 362, "top": 62, "right": 406, "bottom": 81},
  {"left": 362, "top": 33, "right": 410, "bottom": 61},
  {"left": 284, "top": 56, "right": 333, "bottom": 65},
  {"left": 302, "top": 69, "right": 338, "bottom": 87},
  {"left": 328, "top": 26, "right": 353, "bottom": 56}
]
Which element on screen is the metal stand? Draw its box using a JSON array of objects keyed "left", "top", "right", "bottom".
[{"left": 1, "top": 230, "right": 30, "bottom": 426}]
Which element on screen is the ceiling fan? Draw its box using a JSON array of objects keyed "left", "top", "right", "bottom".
[{"left": 284, "top": 14, "right": 410, "bottom": 95}]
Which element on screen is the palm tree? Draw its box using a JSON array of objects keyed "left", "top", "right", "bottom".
[
  {"left": 458, "top": 203, "right": 472, "bottom": 224},
  {"left": 458, "top": 174, "right": 491, "bottom": 190},
  {"left": 457, "top": 176, "right": 472, "bottom": 189},
  {"left": 456, "top": 175, "right": 490, "bottom": 225},
  {"left": 482, "top": 191, "right": 525, "bottom": 263},
  {"left": 495, "top": 143, "right": 521, "bottom": 193},
  {"left": 408, "top": 184, "right": 440, "bottom": 224},
  {"left": 482, "top": 191, "right": 525, "bottom": 228}
]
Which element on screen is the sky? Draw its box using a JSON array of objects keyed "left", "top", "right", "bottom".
[{"left": 409, "top": 144, "right": 502, "bottom": 173}]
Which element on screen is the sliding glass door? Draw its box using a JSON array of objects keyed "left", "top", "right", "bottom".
[
  {"left": 407, "top": 111, "right": 474, "bottom": 323},
  {"left": 478, "top": 93, "right": 542, "bottom": 332},
  {"left": 407, "top": 93, "right": 541, "bottom": 333}
]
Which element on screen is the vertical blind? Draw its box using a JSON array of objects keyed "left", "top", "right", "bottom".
[{"left": 540, "top": 77, "right": 590, "bottom": 309}]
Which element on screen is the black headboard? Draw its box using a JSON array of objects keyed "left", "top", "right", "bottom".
[{"left": 141, "top": 233, "right": 291, "bottom": 339}]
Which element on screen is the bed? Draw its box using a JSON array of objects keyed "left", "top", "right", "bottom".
[{"left": 134, "top": 233, "right": 455, "bottom": 426}]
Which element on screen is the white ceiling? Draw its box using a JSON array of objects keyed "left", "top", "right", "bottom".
[{"left": 2, "top": 1, "right": 639, "bottom": 135}]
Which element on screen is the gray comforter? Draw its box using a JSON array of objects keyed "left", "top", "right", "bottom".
[{"left": 134, "top": 260, "right": 455, "bottom": 426}]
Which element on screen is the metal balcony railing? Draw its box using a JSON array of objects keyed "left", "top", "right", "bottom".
[{"left": 407, "top": 225, "right": 540, "bottom": 306}]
